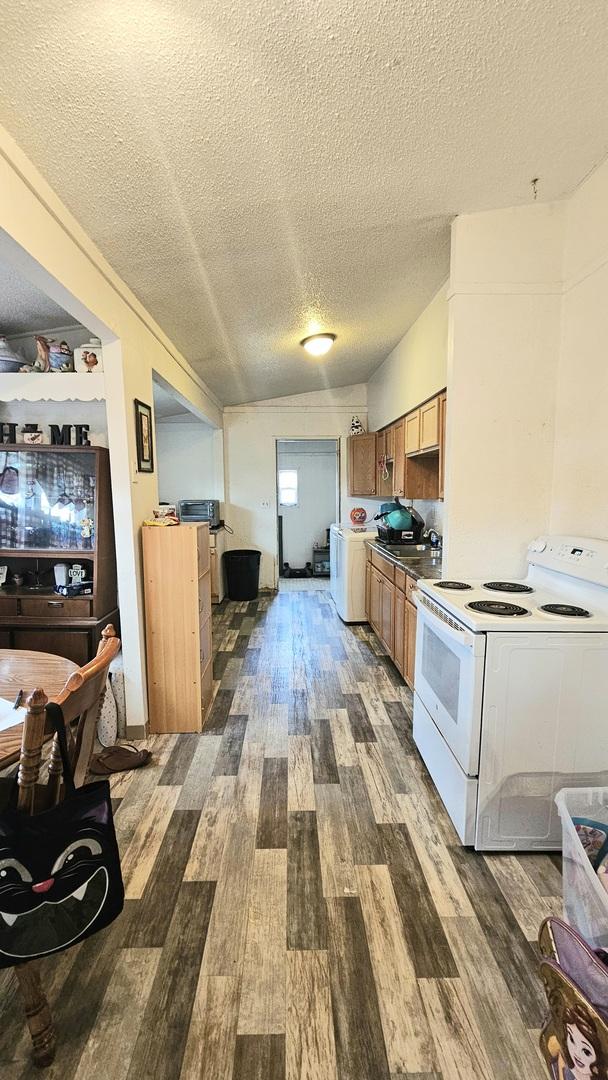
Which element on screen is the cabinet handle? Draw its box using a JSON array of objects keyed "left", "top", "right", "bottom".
[{"left": 47, "top": 600, "right": 64, "bottom": 607}]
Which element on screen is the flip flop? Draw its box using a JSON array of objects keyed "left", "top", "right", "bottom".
[{"left": 89, "top": 745, "right": 152, "bottom": 775}]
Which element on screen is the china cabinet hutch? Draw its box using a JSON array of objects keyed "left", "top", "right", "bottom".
[{"left": 0, "top": 445, "right": 118, "bottom": 664}]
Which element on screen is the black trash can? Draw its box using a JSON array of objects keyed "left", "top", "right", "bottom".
[{"left": 224, "top": 549, "right": 261, "bottom": 601}]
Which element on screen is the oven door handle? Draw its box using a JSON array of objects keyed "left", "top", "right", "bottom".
[{"left": 416, "top": 592, "right": 480, "bottom": 651}]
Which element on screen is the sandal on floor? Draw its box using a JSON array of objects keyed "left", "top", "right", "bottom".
[{"left": 89, "top": 745, "right": 152, "bottom": 775}]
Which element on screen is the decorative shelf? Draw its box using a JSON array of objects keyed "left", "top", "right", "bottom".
[{"left": 0, "top": 373, "right": 105, "bottom": 403}]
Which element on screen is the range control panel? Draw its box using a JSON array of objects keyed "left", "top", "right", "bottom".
[{"left": 528, "top": 535, "right": 608, "bottom": 586}]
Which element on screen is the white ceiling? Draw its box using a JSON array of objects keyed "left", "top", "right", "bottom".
[
  {"left": 152, "top": 380, "right": 203, "bottom": 421},
  {"left": 0, "top": 260, "right": 79, "bottom": 336},
  {"left": 1, "top": 1, "right": 608, "bottom": 404}
]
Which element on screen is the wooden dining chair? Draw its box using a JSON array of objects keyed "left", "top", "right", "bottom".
[{"left": 12, "top": 624, "right": 121, "bottom": 1067}]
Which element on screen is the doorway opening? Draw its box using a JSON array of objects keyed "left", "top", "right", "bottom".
[{"left": 276, "top": 439, "right": 339, "bottom": 578}]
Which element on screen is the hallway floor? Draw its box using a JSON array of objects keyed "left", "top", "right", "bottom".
[{"left": 0, "top": 584, "right": 560, "bottom": 1078}]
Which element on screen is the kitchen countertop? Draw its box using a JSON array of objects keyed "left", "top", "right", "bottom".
[{"left": 366, "top": 540, "right": 444, "bottom": 581}]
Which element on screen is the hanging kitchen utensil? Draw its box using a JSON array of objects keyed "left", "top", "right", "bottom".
[{"left": 0, "top": 451, "right": 19, "bottom": 495}]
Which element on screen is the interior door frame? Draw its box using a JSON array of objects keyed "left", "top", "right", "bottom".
[{"left": 274, "top": 438, "right": 340, "bottom": 583}]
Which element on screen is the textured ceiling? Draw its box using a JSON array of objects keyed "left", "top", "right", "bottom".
[
  {"left": 153, "top": 380, "right": 202, "bottom": 420},
  {"left": 1, "top": 1, "right": 608, "bottom": 404},
  {"left": 0, "top": 260, "right": 79, "bottom": 336}
]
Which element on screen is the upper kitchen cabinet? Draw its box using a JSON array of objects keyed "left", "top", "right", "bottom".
[
  {"left": 392, "top": 418, "right": 406, "bottom": 498},
  {"left": 403, "top": 391, "right": 447, "bottom": 500},
  {"left": 419, "top": 397, "right": 440, "bottom": 450},
  {"left": 347, "top": 433, "right": 377, "bottom": 496},
  {"left": 405, "top": 394, "right": 441, "bottom": 455},
  {"left": 404, "top": 411, "right": 421, "bottom": 454},
  {"left": 376, "top": 428, "right": 393, "bottom": 498},
  {"left": 384, "top": 424, "right": 395, "bottom": 461}
]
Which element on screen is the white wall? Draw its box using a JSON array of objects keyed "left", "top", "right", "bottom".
[
  {"left": 0, "top": 124, "right": 221, "bottom": 734},
  {"left": 0, "top": 400, "right": 108, "bottom": 447},
  {"left": 443, "top": 202, "right": 565, "bottom": 578},
  {"left": 550, "top": 158, "right": 608, "bottom": 539},
  {"left": 367, "top": 281, "right": 448, "bottom": 431},
  {"left": 277, "top": 441, "right": 337, "bottom": 568},
  {"left": 224, "top": 384, "right": 367, "bottom": 588},
  {"left": 156, "top": 421, "right": 224, "bottom": 507}
]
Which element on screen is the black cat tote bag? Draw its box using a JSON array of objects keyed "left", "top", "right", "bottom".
[{"left": 0, "top": 703, "right": 124, "bottom": 967}]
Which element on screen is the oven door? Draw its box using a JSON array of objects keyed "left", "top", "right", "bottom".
[{"left": 414, "top": 593, "right": 487, "bottom": 776}]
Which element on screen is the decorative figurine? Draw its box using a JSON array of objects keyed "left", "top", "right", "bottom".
[
  {"left": 21, "top": 424, "right": 44, "bottom": 445},
  {"left": 75, "top": 338, "right": 103, "bottom": 373},
  {"left": 28, "top": 335, "right": 51, "bottom": 372},
  {"left": 350, "top": 415, "right": 365, "bottom": 435},
  {"left": 48, "top": 340, "right": 75, "bottom": 372}
]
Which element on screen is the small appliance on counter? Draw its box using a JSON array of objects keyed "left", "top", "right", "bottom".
[
  {"left": 374, "top": 500, "right": 425, "bottom": 546},
  {"left": 178, "top": 499, "right": 220, "bottom": 527}
]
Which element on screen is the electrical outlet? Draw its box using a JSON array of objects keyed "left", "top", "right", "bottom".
[{"left": 261, "top": 498, "right": 270, "bottom": 509}]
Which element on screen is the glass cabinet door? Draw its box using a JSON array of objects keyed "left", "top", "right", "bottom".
[{"left": 0, "top": 449, "right": 97, "bottom": 551}]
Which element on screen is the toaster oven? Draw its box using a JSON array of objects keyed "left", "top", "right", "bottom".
[{"left": 178, "top": 499, "right": 220, "bottom": 527}]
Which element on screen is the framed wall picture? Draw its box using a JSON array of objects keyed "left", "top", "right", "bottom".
[{"left": 134, "top": 399, "right": 154, "bottom": 473}]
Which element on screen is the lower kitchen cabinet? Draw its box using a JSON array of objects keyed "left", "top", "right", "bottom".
[
  {"left": 366, "top": 547, "right": 418, "bottom": 688},
  {"left": 369, "top": 566, "right": 383, "bottom": 638},
  {"left": 380, "top": 577, "right": 394, "bottom": 654},
  {"left": 393, "top": 587, "right": 406, "bottom": 675},
  {"left": 405, "top": 599, "right": 417, "bottom": 688}
]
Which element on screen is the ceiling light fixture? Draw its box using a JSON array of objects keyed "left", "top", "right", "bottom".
[{"left": 300, "top": 333, "right": 336, "bottom": 357}]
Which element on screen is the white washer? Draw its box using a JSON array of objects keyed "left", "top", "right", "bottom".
[{"left": 329, "top": 523, "right": 377, "bottom": 622}]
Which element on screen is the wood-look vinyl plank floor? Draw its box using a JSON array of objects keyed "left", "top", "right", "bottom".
[{"left": 0, "top": 582, "right": 561, "bottom": 1078}]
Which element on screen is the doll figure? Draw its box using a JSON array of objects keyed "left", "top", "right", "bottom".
[{"left": 549, "top": 1005, "right": 608, "bottom": 1079}]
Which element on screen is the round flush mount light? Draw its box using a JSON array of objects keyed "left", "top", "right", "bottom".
[{"left": 300, "top": 333, "right": 336, "bottom": 357}]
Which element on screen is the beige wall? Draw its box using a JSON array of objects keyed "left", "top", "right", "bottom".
[
  {"left": 224, "top": 384, "right": 368, "bottom": 588},
  {"left": 367, "top": 281, "right": 448, "bottom": 431},
  {"left": 0, "top": 125, "right": 221, "bottom": 733},
  {"left": 444, "top": 202, "right": 565, "bottom": 578},
  {"left": 156, "top": 421, "right": 224, "bottom": 507},
  {"left": 550, "top": 158, "right": 608, "bottom": 539}
]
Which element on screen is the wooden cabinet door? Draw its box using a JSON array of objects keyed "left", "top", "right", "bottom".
[
  {"left": 348, "top": 434, "right": 377, "bottom": 496},
  {"left": 393, "top": 587, "right": 406, "bottom": 675},
  {"left": 376, "top": 429, "right": 385, "bottom": 461},
  {"left": 405, "top": 410, "right": 420, "bottom": 454},
  {"left": 365, "top": 560, "right": 371, "bottom": 622},
  {"left": 438, "top": 392, "right": 447, "bottom": 499},
  {"left": 405, "top": 599, "right": 417, "bottom": 688},
  {"left": 380, "top": 579, "right": 394, "bottom": 654},
  {"left": 419, "top": 397, "right": 440, "bottom": 450},
  {"left": 385, "top": 425, "right": 395, "bottom": 461},
  {"left": 370, "top": 568, "right": 382, "bottom": 634},
  {"left": 392, "top": 418, "right": 406, "bottom": 497}
]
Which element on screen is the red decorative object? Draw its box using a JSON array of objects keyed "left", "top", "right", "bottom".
[{"left": 350, "top": 507, "right": 367, "bottom": 524}]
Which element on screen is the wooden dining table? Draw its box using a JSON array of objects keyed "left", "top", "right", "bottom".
[{"left": 0, "top": 649, "right": 78, "bottom": 769}]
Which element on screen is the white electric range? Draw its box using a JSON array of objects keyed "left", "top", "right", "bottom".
[{"left": 413, "top": 535, "right": 608, "bottom": 850}]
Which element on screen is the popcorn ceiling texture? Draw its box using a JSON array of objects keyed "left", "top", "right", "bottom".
[
  {"left": 0, "top": 262, "right": 79, "bottom": 336},
  {"left": 1, "top": 0, "right": 607, "bottom": 404}
]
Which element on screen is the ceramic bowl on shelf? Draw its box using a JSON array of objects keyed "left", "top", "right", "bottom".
[{"left": 0, "top": 336, "right": 27, "bottom": 372}]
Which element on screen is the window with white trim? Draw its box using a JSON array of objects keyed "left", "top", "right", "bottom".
[{"left": 278, "top": 468, "right": 298, "bottom": 507}]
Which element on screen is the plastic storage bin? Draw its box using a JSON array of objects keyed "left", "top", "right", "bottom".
[{"left": 556, "top": 786, "right": 608, "bottom": 950}]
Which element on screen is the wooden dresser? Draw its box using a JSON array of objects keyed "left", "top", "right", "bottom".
[{"left": 142, "top": 522, "right": 213, "bottom": 732}]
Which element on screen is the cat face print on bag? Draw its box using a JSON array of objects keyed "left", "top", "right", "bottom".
[{"left": 0, "top": 798, "right": 111, "bottom": 961}]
